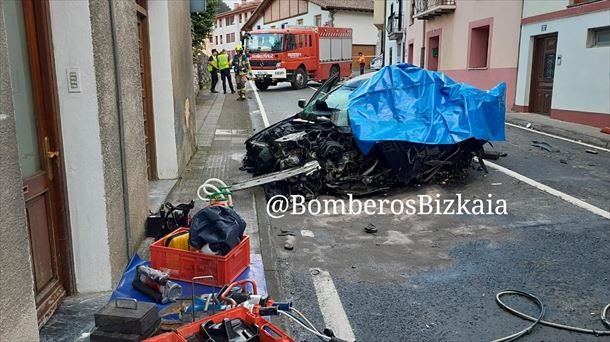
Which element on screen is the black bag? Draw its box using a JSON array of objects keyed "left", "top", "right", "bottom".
[{"left": 189, "top": 206, "right": 246, "bottom": 256}]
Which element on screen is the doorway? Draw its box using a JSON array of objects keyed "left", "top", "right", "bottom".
[
  {"left": 136, "top": 0, "right": 157, "bottom": 180},
  {"left": 4, "top": 0, "right": 73, "bottom": 326},
  {"left": 529, "top": 33, "right": 558, "bottom": 115},
  {"left": 427, "top": 35, "right": 440, "bottom": 71}
]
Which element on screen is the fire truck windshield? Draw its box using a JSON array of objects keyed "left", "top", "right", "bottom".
[{"left": 248, "top": 33, "right": 284, "bottom": 52}]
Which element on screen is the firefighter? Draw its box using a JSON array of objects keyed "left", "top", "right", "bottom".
[
  {"left": 232, "top": 44, "right": 251, "bottom": 101},
  {"left": 217, "top": 49, "right": 235, "bottom": 94},
  {"left": 207, "top": 49, "right": 219, "bottom": 93}
]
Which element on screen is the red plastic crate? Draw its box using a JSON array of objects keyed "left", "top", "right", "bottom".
[
  {"left": 150, "top": 228, "right": 250, "bottom": 286},
  {"left": 143, "top": 332, "right": 186, "bottom": 342},
  {"left": 177, "top": 306, "right": 294, "bottom": 342}
]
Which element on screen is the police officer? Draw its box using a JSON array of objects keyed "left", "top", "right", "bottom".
[
  {"left": 207, "top": 49, "right": 219, "bottom": 93},
  {"left": 232, "top": 44, "right": 251, "bottom": 101}
]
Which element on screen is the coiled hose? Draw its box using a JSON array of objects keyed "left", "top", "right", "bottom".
[{"left": 493, "top": 290, "right": 610, "bottom": 342}]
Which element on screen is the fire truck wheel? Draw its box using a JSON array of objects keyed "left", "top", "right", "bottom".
[
  {"left": 291, "top": 67, "right": 307, "bottom": 90},
  {"left": 255, "top": 80, "right": 270, "bottom": 91},
  {"left": 330, "top": 65, "right": 340, "bottom": 79}
]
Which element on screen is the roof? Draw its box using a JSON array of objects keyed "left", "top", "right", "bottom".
[
  {"left": 309, "top": 0, "right": 373, "bottom": 12},
  {"left": 215, "top": 1, "right": 261, "bottom": 19},
  {"left": 242, "top": 0, "right": 373, "bottom": 31}
]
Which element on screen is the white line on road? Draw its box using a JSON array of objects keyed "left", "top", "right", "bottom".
[
  {"left": 481, "top": 158, "right": 610, "bottom": 220},
  {"left": 249, "top": 80, "right": 270, "bottom": 128},
  {"left": 310, "top": 269, "right": 356, "bottom": 341},
  {"left": 506, "top": 122, "right": 610, "bottom": 152},
  {"left": 308, "top": 86, "right": 318, "bottom": 91}
]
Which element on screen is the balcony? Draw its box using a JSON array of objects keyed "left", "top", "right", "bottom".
[
  {"left": 386, "top": 13, "right": 404, "bottom": 41},
  {"left": 414, "top": 0, "right": 456, "bottom": 20}
]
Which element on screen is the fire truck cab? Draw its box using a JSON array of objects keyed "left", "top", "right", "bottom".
[{"left": 246, "top": 26, "right": 353, "bottom": 90}]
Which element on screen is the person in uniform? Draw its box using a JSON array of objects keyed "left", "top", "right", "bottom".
[{"left": 232, "top": 44, "right": 251, "bottom": 101}]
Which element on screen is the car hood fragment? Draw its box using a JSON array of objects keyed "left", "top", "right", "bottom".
[{"left": 348, "top": 64, "right": 506, "bottom": 155}]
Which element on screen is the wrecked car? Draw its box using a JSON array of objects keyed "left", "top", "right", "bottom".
[{"left": 242, "top": 64, "right": 506, "bottom": 198}]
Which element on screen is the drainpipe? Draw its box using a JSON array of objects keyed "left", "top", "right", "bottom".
[
  {"left": 421, "top": 18, "right": 426, "bottom": 67},
  {"left": 382, "top": 3, "right": 387, "bottom": 66},
  {"left": 513, "top": 0, "right": 525, "bottom": 111},
  {"left": 109, "top": 0, "right": 133, "bottom": 259}
]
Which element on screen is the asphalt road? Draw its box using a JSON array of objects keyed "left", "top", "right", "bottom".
[{"left": 248, "top": 80, "right": 610, "bottom": 342}]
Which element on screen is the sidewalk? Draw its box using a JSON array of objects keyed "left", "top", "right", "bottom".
[
  {"left": 506, "top": 111, "right": 610, "bottom": 148},
  {"left": 39, "top": 90, "right": 260, "bottom": 342}
]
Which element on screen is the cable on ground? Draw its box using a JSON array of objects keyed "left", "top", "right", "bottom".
[{"left": 493, "top": 290, "right": 610, "bottom": 342}]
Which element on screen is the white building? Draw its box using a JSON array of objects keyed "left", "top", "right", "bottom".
[
  {"left": 514, "top": 0, "right": 610, "bottom": 127},
  {"left": 378, "top": 0, "right": 407, "bottom": 66},
  {"left": 212, "top": 0, "right": 260, "bottom": 55},
  {"left": 242, "top": 0, "right": 377, "bottom": 67}
]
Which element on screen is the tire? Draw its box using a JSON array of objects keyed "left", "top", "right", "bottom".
[
  {"left": 255, "top": 80, "right": 270, "bottom": 91},
  {"left": 330, "top": 65, "right": 340, "bottom": 79},
  {"left": 291, "top": 67, "right": 307, "bottom": 90}
]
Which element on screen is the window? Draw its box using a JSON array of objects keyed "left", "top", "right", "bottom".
[
  {"left": 226, "top": 33, "right": 230, "bottom": 43},
  {"left": 408, "top": 43, "right": 414, "bottom": 64},
  {"left": 297, "top": 18, "right": 303, "bottom": 25},
  {"left": 468, "top": 25, "right": 490, "bottom": 68},
  {"left": 215, "top": 36, "right": 218, "bottom": 45},
  {"left": 286, "top": 34, "right": 296, "bottom": 50},
  {"left": 239, "top": 13, "right": 242, "bottom": 23},
  {"left": 315, "top": 15, "right": 321, "bottom": 27},
  {"left": 587, "top": 26, "right": 610, "bottom": 47},
  {"left": 309, "top": 34, "right": 312, "bottom": 46},
  {"left": 220, "top": 35, "right": 223, "bottom": 44},
  {"left": 226, "top": 16, "right": 234, "bottom": 26},
  {"left": 218, "top": 19, "right": 222, "bottom": 27}
]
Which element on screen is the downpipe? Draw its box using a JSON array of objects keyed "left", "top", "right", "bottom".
[{"left": 109, "top": 0, "right": 133, "bottom": 258}]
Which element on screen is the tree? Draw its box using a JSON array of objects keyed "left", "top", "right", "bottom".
[
  {"left": 217, "top": 1, "right": 231, "bottom": 13},
  {"left": 191, "top": 0, "right": 226, "bottom": 55}
]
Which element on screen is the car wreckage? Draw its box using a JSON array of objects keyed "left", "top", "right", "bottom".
[{"left": 242, "top": 64, "right": 506, "bottom": 198}]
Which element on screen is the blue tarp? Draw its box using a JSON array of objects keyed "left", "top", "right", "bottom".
[
  {"left": 111, "top": 254, "right": 267, "bottom": 311},
  {"left": 348, "top": 64, "right": 506, "bottom": 154}
]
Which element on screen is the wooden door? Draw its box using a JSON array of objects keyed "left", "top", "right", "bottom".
[
  {"left": 136, "top": 0, "right": 157, "bottom": 180},
  {"left": 529, "top": 34, "right": 557, "bottom": 115},
  {"left": 4, "top": 0, "right": 73, "bottom": 326}
]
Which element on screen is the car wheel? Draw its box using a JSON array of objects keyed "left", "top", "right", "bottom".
[
  {"left": 291, "top": 67, "right": 307, "bottom": 90},
  {"left": 255, "top": 80, "right": 270, "bottom": 90}
]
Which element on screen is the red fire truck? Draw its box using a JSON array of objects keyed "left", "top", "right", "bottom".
[{"left": 245, "top": 26, "right": 353, "bottom": 90}]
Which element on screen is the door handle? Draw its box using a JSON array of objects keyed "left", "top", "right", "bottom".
[{"left": 44, "top": 136, "right": 60, "bottom": 181}]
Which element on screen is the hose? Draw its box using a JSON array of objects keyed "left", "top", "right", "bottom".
[
  {"left": 197, "top": 178, "right": 233, "bottom": 206},
  {"left": 493, "top": 290, "right": 610, "bottom": 342}
]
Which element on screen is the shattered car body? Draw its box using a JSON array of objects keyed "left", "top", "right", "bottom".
[{"left": 242, "top": 66, "right": 505, "bottom": 198}]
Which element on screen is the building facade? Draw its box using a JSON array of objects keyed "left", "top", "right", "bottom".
[
  {"left": 514, "top": 0, "right": 610, "bottom": 127},
  {"left": 1, "top": 0, "right": 196, "bottom": 340},
  {"left": 212, "top": 0, "right": 260, "bottom": 55},
  {"left": 242, "top": 0, "right": 377, "bottom": 67},
  {"left": 402, "top": 0, "right": 522, "bottom": 109}
]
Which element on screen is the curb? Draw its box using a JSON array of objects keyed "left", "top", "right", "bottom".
[{"left": 506, "top": 117, "right": 610, "bottom": 149}]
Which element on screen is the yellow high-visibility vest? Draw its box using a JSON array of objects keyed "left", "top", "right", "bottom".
[
  {"left": 217, "top": 53, "right": 230, "bottom": 70},
  {"left": 207, "top": 55, "right": 218, "bottom": 71}
]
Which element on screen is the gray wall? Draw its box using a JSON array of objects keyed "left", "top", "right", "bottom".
[
  {"left": 89, "top": 0, "right": 150, "bottom": 284},
  {"left": 0, "top": 2, "right": 41, "bottom": 341},
  {"left": 169, "top": 0, "right": 196, "bottom": 172}
]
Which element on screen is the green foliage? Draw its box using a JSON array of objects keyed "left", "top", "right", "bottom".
[
  {"left": 192, "top": 0, "right": 230, "bottom": 56},
  {"left": 217, "top": 1, "right": 231, "bottom": 13}
]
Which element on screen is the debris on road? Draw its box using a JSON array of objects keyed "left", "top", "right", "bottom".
[
  {"left": 585, "top": 149, "right": 599, "bottom": 154},
  {"left": 560, "top": 159, "right": 568, "bottom": 164},
  {"left": 284, "top": 242, "right": 294, "bottom": 251},
  {"left": 531, "top": 141, "right": 554, "bottom": 152},
  {"left": 364, "top": 223, "right": 378, "bottom": 234},
  {"left": 243, "top": 65, "right": 506, "bottom": 198},
  {"left": 526, "top": 123, "right": 532, "bottom": 128},
  {"left": 481, "top": 150, "right": 508, "bottom": 160}
]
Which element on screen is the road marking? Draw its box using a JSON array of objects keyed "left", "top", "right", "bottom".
[
  {"left": 506, "top": 122, "right": 610, "bottom": 153},
  {"left": 310, "top": 269, "right": 356, "bottom": 341},
  {"left": 249, "top": 80, "right": 270, "bottom": 128},
  {"left": 301, "top": 229, "right": 315, "bottom": 238},
  {"left": 481, "top": 158, "right": 610, "bottom": 220},
  {"left": 308, "top": 86, "right": 318, "bottom": 91}
]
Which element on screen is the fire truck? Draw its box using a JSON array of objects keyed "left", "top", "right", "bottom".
[{"left": 245, "top": 26, "right": 353, "bottom": 90}]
